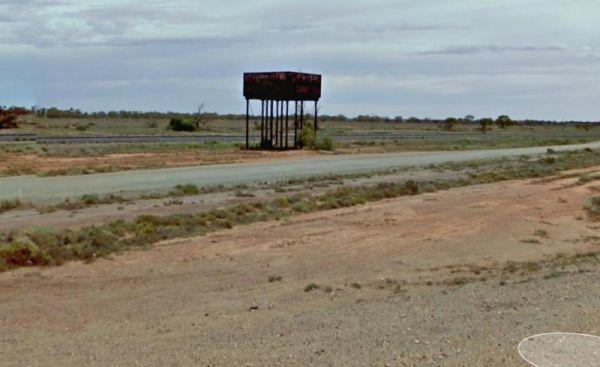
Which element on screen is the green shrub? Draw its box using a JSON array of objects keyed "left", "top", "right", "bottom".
[
  {"left": 317, "top": 136, "right": 335, "bottom": 151},
  {"left": 168, "top": 117, "right": 197, "bottom": 132},
  {"left": 304, "top": 283, "right": 319, "bottom": 292},
  {"left": 539, "top": 156, "right": 556, "bottom": 164},
  {"left": 273, "top": 197, "right": 290, "bottom": 208},
  {"left": 298, "top": 125, "right": 316, "bottom": 149},
  {"left": 0, "top": 198, "right": 23, "bottom": 213},
  {"left": 0, "top": 238, "right": 50, "bottom": 267},
  {"left": 75, "top": 123, "right": 91, "bottom": 131},
  {"left": 169, "top": 184, "right": 200, "bottom": 196},
  {"left": 444, "top": 117, "right": 459, "bottom": 131},
  {"left": 76, "top": 228, "right": 120, "bottom": 259},
  {"left": 81, "top": 194, "right": 100, "bottom": 205},
  {"left": 403, "top": 180, "right": 420, "bottom": 195},
  {"left": 496, "top": 115, "right": 513, "bottom": 129},
  {"left": 479, "top": 118, "right": 493, "bottom": 133},
  {"left": 292, "top": 201, "right": 313, "bottom": 213}
]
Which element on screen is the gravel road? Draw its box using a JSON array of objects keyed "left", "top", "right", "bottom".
[{"left": 1, "top": 141, "right": 599, "bottom": 202}]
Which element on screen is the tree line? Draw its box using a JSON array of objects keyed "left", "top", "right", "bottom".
[{"left": 3, "top": 106, "right": 598, "bottom": 126}]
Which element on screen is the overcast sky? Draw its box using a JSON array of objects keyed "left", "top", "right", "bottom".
[{"left": 1, "top": 0, "right": 599, "bottom": 120}]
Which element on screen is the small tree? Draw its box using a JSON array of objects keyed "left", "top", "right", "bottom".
[
  {"left": 195, "top": 103, "right": 211, "bottom": 130},
  {"left": 496, "top": 115, "right": 512, "bottom": 129},
  {"left": 46, "top": 107, "right": 61, "bottom": 118},
  {"left": 444, "top": 117, "right": 459, "bottom": 131},
  {"left": 479, "top": 118, "right": 494, "bottom": 134}
]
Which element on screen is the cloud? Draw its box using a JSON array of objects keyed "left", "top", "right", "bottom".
[
  {"left": 420, "top": 45, "right": 567, "bottom": 55},
  {"left": 1, "top": 0, "right": 599, "bottom": 121}
]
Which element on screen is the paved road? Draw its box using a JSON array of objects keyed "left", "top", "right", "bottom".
[{"left": 1, "top": 141, "right": 599, "bottom": 202}]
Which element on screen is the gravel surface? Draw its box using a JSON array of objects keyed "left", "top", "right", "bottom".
[
  {"left": 519, "top": 333, "right": 600, "bottom": 366},
  {"left": 1, "top": 173, "right": 598, "bottom": 366}
]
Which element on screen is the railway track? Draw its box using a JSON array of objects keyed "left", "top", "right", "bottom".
[
  {"left": 1, "top": 132, "right": 593, "bottom": 145},
  {"left": 0, "top": 132, "right": 438, "bottom": 144}
]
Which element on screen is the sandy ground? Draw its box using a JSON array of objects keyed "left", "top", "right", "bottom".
[{"left": 0, "top": 174, "right": 599, "bottom": 366}]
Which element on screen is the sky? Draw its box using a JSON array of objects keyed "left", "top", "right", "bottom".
[{"left": 1, "top": 0, "right": 599, "bottom": 120}]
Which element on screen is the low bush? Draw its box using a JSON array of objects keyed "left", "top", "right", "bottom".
[
  {"left": 0, "top": 198, "right": 23, "bottom": 213},
  {"left": 75, "top": 123, "right": 91, "bottom": 131},
  {"left": 317, "top": 136, "right": 335, "bottom": 151},
  {"left": 81, "top": 194, "right": 100, "bottom": 205},
  {"left": 168, "top": 117, "right": 197, "bottom": 132},
  {"left": 169, "top": 184, "right": 200, "bottom": 196},
  {"left": 268, "top": 274, "right": 283, "bottom": 282},
  {"left": 0, "top": 237, "right": 50, "bottom": 267},
  {"left": 298, "top": 125, "right": 316, "bottom": 148},
  {"left": 304, "top": 283, "right": 319, "bottom": 292}
]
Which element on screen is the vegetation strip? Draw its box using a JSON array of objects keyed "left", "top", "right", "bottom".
[{"left": 1, "top": 149, "right": 600, "bottom": 272}]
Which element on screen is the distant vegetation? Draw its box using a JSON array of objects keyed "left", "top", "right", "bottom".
[
  {"left": 0, "top": 106, "right": 592, "bottom": 126},
  {"left": 479, "top": 118, "right": 494, "bottom": 133},
  {"left": 444, "top": 117, "right": 459, "bottom": 131},
  {"left": 0, "top": 107, "right": 28, "bottom": 129},
  {"left": 496, "top": 115, "right": 513, "bottom": 129}
]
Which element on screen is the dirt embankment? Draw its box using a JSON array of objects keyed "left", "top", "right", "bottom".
[{"left": 0, "top": 172, "right": 598, "bottom": 366}]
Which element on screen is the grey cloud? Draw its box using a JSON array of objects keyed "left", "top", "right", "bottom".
[
  {"left": 100, "top": 35, "right": 251, "bottom": 48},
  {"left": 0, "top": 14, "right": 15, "bottom": 23},
  {"left": 0, "top": 0, "right": 67, "bottom": 5},
  {"left": 420, "top": 45, "right": 568, "bottom": 55},
  {"left": 1, "top": 0, "right": 599, "bottom": 121}
]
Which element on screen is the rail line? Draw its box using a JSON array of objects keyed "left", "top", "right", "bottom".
[
  {"left": 0, "top": 133, "right": 435, "bottom": 144},
  {"left": 0, "top": 132, "right": 594, "bottom": 145}
]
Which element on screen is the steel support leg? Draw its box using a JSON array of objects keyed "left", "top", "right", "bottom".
[
  {"left": 314, "top": 100, "right": 318, "bottom": 140},
  {"left": 261, "top": 100, "right": 265, "bottom": 147},
  {"left": 270, "top": 100, "right": 274, "bottom": 147},
  {"left": 285, "top": 101, "right": 289, "bottom": 149},
  {"left": 300, "top": 101, "right": 304, "bottom": 130},
  {"left": 294, "top": 101, "right": 298, "bottom": 148}
]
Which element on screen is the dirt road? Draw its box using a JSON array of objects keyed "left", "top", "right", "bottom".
[
  {"left": 1, "top": 171, "right": 598, "bottom": 366},
  {"left": 1, "top": 141, "right": 599, "bottom": 202}
]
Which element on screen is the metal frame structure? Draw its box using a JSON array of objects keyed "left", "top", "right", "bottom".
[{"left": 243, "top": 72, "right": 321, "bottom": 149}]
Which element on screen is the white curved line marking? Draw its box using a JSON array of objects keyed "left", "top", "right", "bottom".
[{"left": 518, "top": 332, "right": 600, "bottom": 367}]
